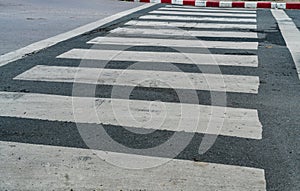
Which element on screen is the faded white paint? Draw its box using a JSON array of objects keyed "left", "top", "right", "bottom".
[
  {"left": 0, "top": 92, "right": 262, "bottom": 139},
  {"left": 126, "top": 20, "right": 257, "bottom": 29},
  {"left": 15, "top": 65, "right": 260, "bottom": 94},
  {"left": 58, "top": 49, "right": 258, "bottom": 67},
  {"left": 159, "top": 7, "right": 257, "bottom": 14},
  {"left": 140, "top": 15, "right": 257, "bottom": 23},
  {"left": 0, "top": 141, "right": 266, "bottom": 190},
  {"left": 150, "top": 10, "right": 256, "bottom": 17},
  {"left": 110, "top": 27, "right": 258, "bottom": 39},
  {"left": 88, "top": 36, "right": 259, "bottom": 50}
]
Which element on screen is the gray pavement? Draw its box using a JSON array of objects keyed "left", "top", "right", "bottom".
[{"left": 0, "top": 0, "right": 141, "bottom": 55}]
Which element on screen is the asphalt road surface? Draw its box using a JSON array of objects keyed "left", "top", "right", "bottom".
[{"left": 0, "top": 3, "right": 299, "bottom": 191}]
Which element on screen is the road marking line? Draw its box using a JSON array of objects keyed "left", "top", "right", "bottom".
[
  {"left": 0, "top": 141, "right": 266, "bottom": 190},
  {"left": 0, "top": 92, "right": 262, "bottom": 139},
  {"left": 159, "top": 7, "right": 257, "bottom": 14},
  {"left": 88, "top": 36, "right": 259, "bottom": 50},
  {"left": 150, "top": 10, "right": 257, "bottom": 17},
  {"left": 272, "top": 10, "right": 300, "bottom": 80},
  {"left": 0, "top": 3, "right": 157, "bottom": 68},
  {"left": 15, "top": 65, "right": 260, "bottom": 94},
  {"left": 165, "top": 4, "right": 258, "bottom": 12},
  {"left": 58, "top": 48, "right": 258, "bottom": 67},
  {"left": 140, "top": 15, "right": 257, "bottom": 23},
  {"left": 126, "top": 20, "right": 257, "bottom": 29},
  {"left": 110, "top": 27, "right": 258, "bottom": 39}
]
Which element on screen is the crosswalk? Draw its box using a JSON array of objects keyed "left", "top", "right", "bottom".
[
  {"left": 0, "top": 5, "right": 266, "bottom": 190},
  {"left": 87, "top": 36, "right": 259, "bottom": 50}
]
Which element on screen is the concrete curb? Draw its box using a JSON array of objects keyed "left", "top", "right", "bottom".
[
  {"left": 124, "top": 0, "right": 300, "bottom": 9},
  {"left": 0, "top": 3, "right": 159, "bottom": 68}
]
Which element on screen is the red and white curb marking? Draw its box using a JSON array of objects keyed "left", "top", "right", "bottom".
[{"left": 127, "top": 0, "right": 300, "bottom": 9}]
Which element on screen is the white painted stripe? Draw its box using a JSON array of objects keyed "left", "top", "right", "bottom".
[
  {"left": 126, "top": 20, "right": 257, "bottom": 29},
  {"left": 159, "top": 7, "right": 257, "bottom": 14},
  {"left": 15, "top": 65, "right": 260, "bottom": 94},
  {"left": 0, "top": 3, "right": 157, "bottom": 68},
  {"left": 276, "top": 3, "right": 286, "bottom": 9},
  {"left": 171, "top": 0, "right": 183, "bottom": 5},
  {"left": 110, "top": 27, "right": 258, "bottom": 39},
  {"left": 88, "top": 36, "right": 259, "bottom": 50},
  {"left": 272, "top": 10, "right": 300, "bottom": 80},
  {"left": 58, "top": 48, "right": 258, "bottom": 67},
  {"left": 140, "top": 15, "right": 257, "bottom": 23},
  {"left": 151, "top": 10, "right": 257, "bottom": 18},
  {"left": 271, "top": 2, "right": 277, "bottom": 9},
  {"left": 245, "top": 2, "right": 257, "bottom": 9},
  {"left": 0, "top": 141, "right": 266, "bottom": 190},
  {"left": 0, "top": 92, "right": 262, "bottom": 139},
  {"left": 195, "top": 0, "right": 206, "bottom": 7},
  {"left": 220, "top": 1, "right": 233, "bottom": 8},
  {"left": 165, "top": 4, "right": 257, "bottom": 11}
]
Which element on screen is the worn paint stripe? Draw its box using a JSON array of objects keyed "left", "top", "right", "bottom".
[
  {"left": 15, "top": 65, "right": 260, "bottom": 94},
  {"left": 0, "top": 141, "right": 266, "bottom": 190},
  {"left": 159, "top": 7, "right": 257, "bottom": 14},
  {"left": 126, "top": 20, "right": 257, "bottom": 30},
  {"left": 150, "top": 10, "right": 257, "bottom": 17},
  {"left": 0, "top": 92, "right": 262, "bottom": 139},
  {"left": 57, "top": 48, "right": 258, "bottom": 67},
  {"left": 110, "top": 27, "right": 258, "bottom": 39},
  {"left": 140, "top": 15, "right": 257, "bottom": 23}
]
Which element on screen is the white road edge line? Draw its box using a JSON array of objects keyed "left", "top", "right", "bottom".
[
  {"left": 271, "top": 10, "right": 300, "bottom": 80},
  {"left": 0, "top": 141, "right": 266, "bottom": 190},
  {"left": 0, "top": 3, "right": 157, "bottom": 68}
]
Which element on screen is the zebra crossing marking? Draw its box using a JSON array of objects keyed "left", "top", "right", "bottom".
[
  {"left": 0, "top": 92, "right": 262, "bottom": 139},
  {"left": 57, "top": 49, "right": 258, "bottom": 67},
  {"left": 139, "top": 15, "right": 257, "bottom": 23},
  {"left": 125, "top": 20, "right": 257, "bottom": 30},
  {"left": 14, "top": 65, "right": 259, "bottom": 94},
  {"left": 110, "top": 27, "right": 258, "bottom": 39},
  {"left": 150, "top": 10, "right": 257, "bottom": 17},
  {"left": 0, "top": 141, "right": 266, "bottom": 190},
  {"left": 0, "top": 5, "right": 268, "bottom": 190},
  {"left": 159, "top": 7, "right": 257, "bottom": 14},
  {"left": 87, "top": 36, "right": 259, "bottom": 50}
]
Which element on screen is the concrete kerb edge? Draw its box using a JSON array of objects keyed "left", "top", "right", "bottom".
[
  {"left": 124, "top": 0, "right": 300, "bottom": 9},
  {"left": 0, "top": 3, "right": 160, "bottom": 68}
]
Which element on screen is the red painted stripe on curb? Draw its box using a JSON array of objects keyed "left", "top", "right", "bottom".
[
  {"left": 206, "top": 1, "right": 220, "bottom": 7},
  {"left": 257, "top": 2, "right": 271, "bottom": 8},
  {"left": 183, "top": 0, "right": 196, "bottom": 6},
  {"left": 122, "top": 0, "right": 300, "bottom": 9},
  {"left": 161, "top": 0, "right": 172, "bottom": 3},
  {"left": 286, "top": 2, "right": 300, "bottom": 9},
  {"left": 232, "top": 1, "right": 245, "bottom": 8}
]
